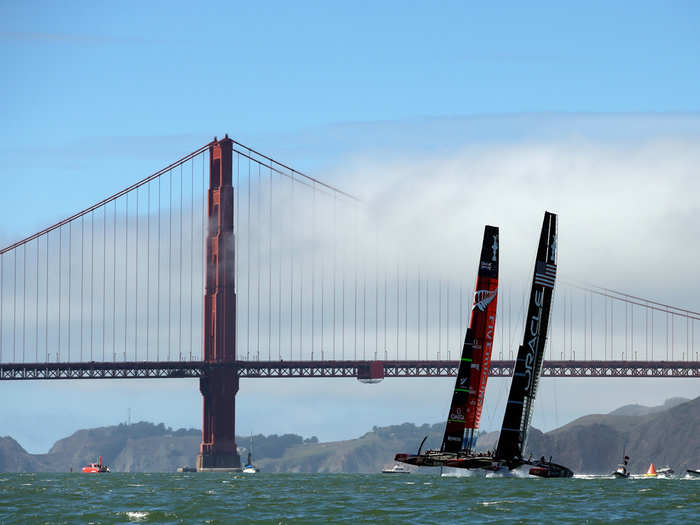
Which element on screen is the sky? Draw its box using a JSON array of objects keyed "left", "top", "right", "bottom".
[{"left": 1, "top": 1, "right": 700, "bottom": 453}]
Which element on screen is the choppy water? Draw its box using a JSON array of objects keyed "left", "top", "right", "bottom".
[{"left": 0, "top": 472, "right": 697, "bottom": 524}]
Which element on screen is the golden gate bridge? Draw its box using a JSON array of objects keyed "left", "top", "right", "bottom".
[{"left": 1, "top": 136, "right": 698, "bottom": 468}]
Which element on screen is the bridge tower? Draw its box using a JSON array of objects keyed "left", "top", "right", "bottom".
[{"left": 196, "top": 136, "right": 241, "bottom": 471}]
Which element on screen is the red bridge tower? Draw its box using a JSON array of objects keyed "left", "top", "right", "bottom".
[{"left": 196, "top": 136, "right": 241, "bottom": 470}]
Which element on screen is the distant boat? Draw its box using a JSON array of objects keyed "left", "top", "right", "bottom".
[
  {"left": 657, "top": 466, "right": 674, "bottom": 478},
  {"left": 643, "top": 463, "right": 657, "bottom": 477},
  {"left": 686, "top": 469, "right": 700, "bottom": 477},
  {"left": 242, "top": 436, "right": 259, "bottom": 473},
  {"left": 612, "top": 455, "right": 630, "bottom": 478},
  {"left": 382, "top": 464, "right": 410, "bottom": 474},
  {"left": 82, "top": 456, "right": 110, "bottom": 473}
]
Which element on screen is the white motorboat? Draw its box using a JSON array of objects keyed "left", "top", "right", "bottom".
[{"left": 382, "top": 464, "right": 410, "bottom": 474}]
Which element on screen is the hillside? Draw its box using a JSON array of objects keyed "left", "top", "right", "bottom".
[
  {"left": 523, "top": 396, "right": 700, "bottom": 473},
  {"left": 1, "top": 396, "right": 698, "bottom": 473},
  {"left": 608, "top": 397, "right": 689, "bottom": 417}
]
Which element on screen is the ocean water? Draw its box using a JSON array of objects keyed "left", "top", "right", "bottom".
[{"left": 0, "top": 472, "right": 697, "bottom": 524}]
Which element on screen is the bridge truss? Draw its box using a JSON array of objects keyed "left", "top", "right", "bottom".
[{"left": 2, "top": 359, "right": 698, "bottom": 380}]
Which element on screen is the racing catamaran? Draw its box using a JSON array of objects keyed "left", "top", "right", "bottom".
[
  {"left": 395, "top": 212, "right": 572, "bottom": 477},
  {"left": 494, "top": 211, "right": 572, "bottom": 477},
  {"left": 395, "top": 224, "right": 500, "bottom": 470}
]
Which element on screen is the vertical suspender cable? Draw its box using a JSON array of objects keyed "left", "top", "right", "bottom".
[
  {"left": 168, "top": 173, "right": 172, "bottom": 361},
  {"left": 385, "top": 267, "right": 388, "bottom": 359},
  {"left": 603, "top": 294, "right": 606, "bottom": 360},
  {"left": 609, "top": 296, "right": 613, "bottom": 359},
  {"left": 80, "top": 217, "right": 84, "bottom": 361},
  {"left": 23, "top": 245, "right": 26, "bottom": 361},
  {"left": 404, "top": 273, "right": 408, "bottom": 360},
  {"left": 113, "top": 202, "right": 116, "bottom": 361},
  {"left": 417, "top": 271, "right": 420, "bottom": 360},
  {"left": 190, "top": 161, "right": 194, "bottom": 360},
  {"left": 13, "top": 248, "right": 17, "bottom": 361},
  {"left": 125, "top": 193, "right": 129, "bottom": 361},
  {"left": 341, "top": 200, "right": 345, "bottom": 360},
  {"left": 135, "top": 190, "right": 139, "bottom": 360},
  {"left": 320, "top": 193, "right": 325, "bottom": 359},
  {"left": 257, "top": 165, "right": 261, "bottom": 359},
  {"left": 269, "top": 167, "right": 272, "bottom": 361},
  {"left": 277, "top": 170, "right": 282, "bottom": 360},
  {"left": 438, "top": 279, "right": 442, "bottom": 360},
  {"left": 45, "top": 235, "right": 49, "bottom": 361},
  {"left": 102, "top": 206, "right": 106, "bottom": 361},
  {"left": 157, "top": 177, "right": 161, "bottom": 361},
  {"left": 179, "top": 166, "right": 183, "bottom": 360},
  {"left": 90, "top": 212, "right": 94, "bottom": 360},
  {"left": 446, "top": 283, "right": 450, "bottom": 360},
  {"left": 425, "top": 279, "right": 428, "bottom": 360},
  {"left": 289, "top": 175, "right": 294, "bottom": 358},
  {"left": 332, "top": 194, "right": 336, "bottom": 361},
  {"left": 0, "top": 254, "right": 3, "bottom": 362},
  {"left": 299, "top": 192, "right": 303, "bottom": 361},
  {"left": 247, "top": 156, "right": 251, "bottom": 360},
  {"left": 177, "top": 164, "right": 182, "bottom": 361},
  {"left": 36, "top": 240, "right": 39, "bottom": 360},
  {"left": 395, "top": 264, "right": 399, "bottom": 361},
  {"left": 362, "top": 250, "right": 366, "bottom": 360},
  {"left": 311, "top": 184, "right": 315, "bottom": 359},
  {"left": 374, "top": 237, "right": 378, "bottom": 359},
  {"left": 58, "top": 228, "right": 62, "bottom": 361},
  {"left": 354, "top": 211, "right": 358, "bottom": 360},
  {"left": 147, "top": 183, "right": 151, "bottom": 361},
  {"left": 135, "top": 188, "right": 139, "bottom": 359},
  {"left": 68, "top": 222, "right": 71, "bottom": 361}
]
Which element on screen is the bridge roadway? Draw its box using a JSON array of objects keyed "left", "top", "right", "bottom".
[{"left": 1, "top": 359, "right": 698, "bottom": 380}]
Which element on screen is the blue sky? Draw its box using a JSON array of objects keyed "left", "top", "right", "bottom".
[{"left": 1, "top": 2, "right": 700, "bottom": 453}]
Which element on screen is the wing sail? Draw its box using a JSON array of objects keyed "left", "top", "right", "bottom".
[
  {"left": 441, "top": 225, "right": 499, "bottom": 453},
  {"left": 495, "top": 212, "right": 557, "bottom": 461}
]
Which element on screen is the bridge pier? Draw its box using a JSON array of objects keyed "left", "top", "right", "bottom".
[
  {"left": 197, "top": 368, "right": 240, "bottom": 470},
  {"left": 196, "top": 136, "right": 241, "bottom": 471}
]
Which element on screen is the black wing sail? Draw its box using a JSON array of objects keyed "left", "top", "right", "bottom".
[
  {"left": 495, "top": 212, "right": 557, "bottom": 461},
  {"left": 441, "top": 225, "right": 499, "bottom": 453}
]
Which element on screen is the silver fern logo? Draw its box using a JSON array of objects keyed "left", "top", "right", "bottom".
[{"left": 473, "top": 289, "right": 497, "bottom": 311}]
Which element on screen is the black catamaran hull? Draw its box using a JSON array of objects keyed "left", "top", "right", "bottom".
[
  {"left": 394, "top": 452, "right": 572, "bottom": 477},
  {"left": 394, "top": 452, "right": 500, "bottom": 470},
  {"left": 528, "top": 462, "right": 574, "bottom": 478}
]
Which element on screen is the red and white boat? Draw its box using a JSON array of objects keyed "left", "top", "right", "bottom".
[{"left": 81, "top": 456, "right": 111, "bottom": 473}]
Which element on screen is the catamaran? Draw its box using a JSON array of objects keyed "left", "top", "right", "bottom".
[
  {"left": 395, "top": 224, "right": 500, "bottom": 470},
  {"left": 395, "top": 212, "right": 573, "bottom": 478}
]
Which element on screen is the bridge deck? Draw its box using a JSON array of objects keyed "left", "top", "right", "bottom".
[{"left": 1, "top": 360, "right": 698, "bottom": 380}]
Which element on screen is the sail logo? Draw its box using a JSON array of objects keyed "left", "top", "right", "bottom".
[
  {"left": 449, "top": 408, "right": 465, "bottom": 422},
  {"left": 550, "top": 234, "right": 557, "bottom": 263},
  {"left": 523, "top": 289, "right": 544, "bottom": 392},
  {"left": 534, "top": 262, "right": 556, "bottom": 289},
  {"left": 473, "top": 289, "right": 497, "bottom": 312},
  {"left": 492, "top": 234, "right": 499, "bottom": 262}
]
